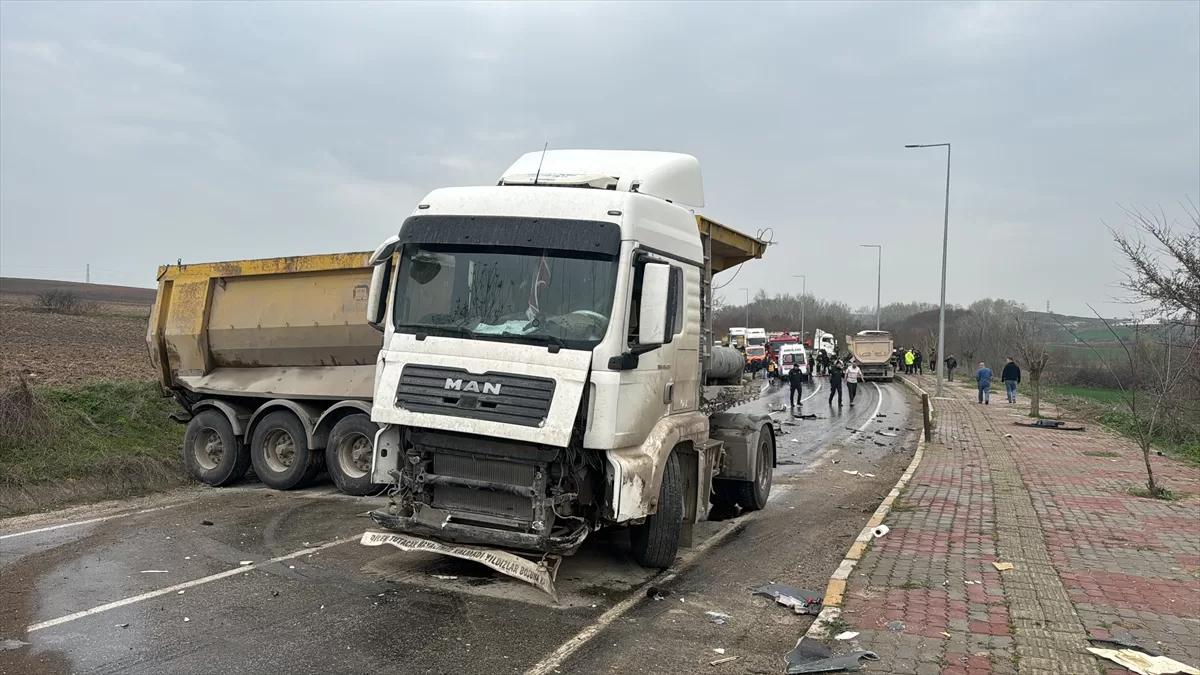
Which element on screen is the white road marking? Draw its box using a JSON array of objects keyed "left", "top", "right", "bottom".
[
  {"left": 525, "top": 486, "right": 793, "bottom": 675},
  {"left": 25, "top": 537, "right": 356, "bottom": 633},
  {"left": 0, "top": 503, "right": 185, "bottom": 541},
  {"left": 856, "top": 383, "right": 885, "bottom": 433},
  {"left": 800, "top": 383, "right": 822, "bottom": 403}
]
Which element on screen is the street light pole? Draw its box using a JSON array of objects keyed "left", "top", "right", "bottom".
[
  {"left": 859, "top": 245, "right": 881, "bottom": 331},
  {"left": 792, "top": 275, "right": 806, "bottom": 343},
  {"left": 905, "top": 142, "right": 951, "bottom": 397},
  {"left": 740, "top": 288, "right": 749, "bottom": 333}
]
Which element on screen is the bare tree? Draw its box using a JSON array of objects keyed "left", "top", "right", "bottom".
[
  {"left": 1110, "top": 199, "right": 1199, "bottom": 329},
  {"left": 1009, "top": 313, "right": 1053, "bottom": 417},
  {"left": 34, "top": 289, "right": 82, "bottom": 315},
  {"left": 1060, "top": 310, "right": 1199, "bottom": 499}
]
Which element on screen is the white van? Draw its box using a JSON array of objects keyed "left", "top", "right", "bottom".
[{"left": 778, "top": 343, "right": 809, "bottom": 379}]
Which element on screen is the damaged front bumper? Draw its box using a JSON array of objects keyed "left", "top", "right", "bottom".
[
  {"left": 360, "top": 530, "right": 563, "bottom": 601},
  {"left": 368, "top": 506, "right": 590, "bottom": 555}
]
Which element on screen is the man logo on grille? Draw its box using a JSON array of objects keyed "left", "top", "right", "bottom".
[{"left": 444, "top": 378, "right": 502, "bottom": 395}]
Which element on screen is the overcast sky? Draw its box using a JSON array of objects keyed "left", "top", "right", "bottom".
[{"left": 1, "top": 1, "right": 1197, "bottom": 316}]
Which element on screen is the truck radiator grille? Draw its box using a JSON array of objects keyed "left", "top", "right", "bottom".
[
  {"left": 430, "top": 452, "right": 537, "bottom": 523},
  {"left": 396, "top": 365, "right": 555, "bottom": 427}
]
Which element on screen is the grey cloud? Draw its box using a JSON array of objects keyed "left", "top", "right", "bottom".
[{"left": 1, "top": 0, "right": 1196, "bottom": 314}]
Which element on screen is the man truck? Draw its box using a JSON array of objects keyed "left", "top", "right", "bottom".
[{"left": 150, "top": 150, "right": 775, "bottom": 577}]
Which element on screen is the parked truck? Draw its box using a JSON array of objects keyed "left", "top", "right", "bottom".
[
  {"left": 360, "top": 149, "right": 775, "bottom": 574},
  {"left": 148, "top": 253, "right": 389, "bottom": 496},
  {"left": 845, "top": 330, "right": 895, "bottom": 381},
  {"left": 812, "top": 329, "right": 837, "bottom": 358}
]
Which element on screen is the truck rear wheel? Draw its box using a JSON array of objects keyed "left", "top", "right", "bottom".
[
  {"left": 183, "top": 410, "right": 250, "bottom": 487},
  {"left": 630, "top": 452, "right": 683, "bottom": 569},
  {"left": 250, "top": 411, "right": 320, "bottom": 490},
  {"left": 326, "top": 414, "right": 381, "bottom": 496},
  {"left": 734, "top": 431, "right": 774, "bottom": 511}
]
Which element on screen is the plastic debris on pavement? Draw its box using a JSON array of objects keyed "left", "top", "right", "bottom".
[
  {"left": 784, "top": 637, "right": 880, "bottom": 674},
  {"left": 992, "top": 562, "right": 1015, "bottom": 571},
  {"left": 705, "top": 611, "right": 730, "bottom": 626},
  {"left": 872, "top": 525, "right": 890, "bottom": 538},
  {"left": 713, "top": 648, "right": 725, "bottom": 655},
  {"left": 886, "top": 621, "right": 905, "bottom": 631},
  {"left": 842, "top": 470, "right": 859, "bottom": 475},
  {"left": 1087, "top": 647, "right": 1200, "bottom": 675},
  {"left": 0, "top": 639, "right": 30, "bottom": 651},
  {"left": 752, "top": 583, "right": 824, "bottom": 615},
  {"left": 710, "top": 656, "right": 738, "bottom": 666},
  {"left": 834, "top": 631, "right": 860, "bottom": 640}
]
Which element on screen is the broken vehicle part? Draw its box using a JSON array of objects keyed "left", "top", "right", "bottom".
[
  {"left": 705, "top": 611, "right": 730, "bottom": 625},
  {"left": 1086, "top": 647, "right": 1199, "bottom": 675},
  {"left": 360, "top": 530, "right": 561, "bottom": 601},
  {"left": 752, "top": 583, "right": 823, "bottom": 615},
  {"left": 784, "top": 637, "right": 880, "bottom": 674},
  {"left": 1013, "top": 420, "right": 1085, "bottom": 431}
]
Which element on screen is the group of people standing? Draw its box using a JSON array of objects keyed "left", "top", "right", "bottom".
[
  {"left": 892, "top": 347, "right": 926, "bottom": 375},
  {"left": 786, "top": 356, "right": 864, "bottom": 412}
]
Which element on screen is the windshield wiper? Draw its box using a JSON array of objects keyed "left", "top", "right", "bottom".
[
  {"left": 397, "top": 323, "right": 476, "bottom": 340},
  {"left": 499, "top": 330, "right": 568, "bottom": 352}
]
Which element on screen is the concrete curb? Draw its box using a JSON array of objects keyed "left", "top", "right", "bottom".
[{"left": 804, "top": 375, "right": 931, "bottom": 638}]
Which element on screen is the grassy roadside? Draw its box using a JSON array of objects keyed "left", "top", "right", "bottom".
[
  {"left": 0, "top": 378, "right": 187, "bottom": 517},
  {"left": 1046, "top": 385, "right": 1200, "bottom": 466}
]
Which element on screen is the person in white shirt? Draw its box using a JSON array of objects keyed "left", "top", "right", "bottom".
[{"left": 845, "top": 361, "right": 863, "bottom": 406}]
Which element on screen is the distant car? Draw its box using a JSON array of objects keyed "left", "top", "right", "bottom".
[{"left": 744, "top": 345, "right": 767, "bottom": 371}]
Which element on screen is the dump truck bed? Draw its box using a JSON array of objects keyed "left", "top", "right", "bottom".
[
  {"left": 147, "top": 252, "right": 381, "bottom": 401},
  {"left": 697, "top": 216, "right": 767, "bottom": 273}
]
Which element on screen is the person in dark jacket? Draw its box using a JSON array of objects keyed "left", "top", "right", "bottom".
[
  {"left": 914, "top": 350, "right": 924, "bottom": 375},
  {"left": 827, "top": 360, "right": 845, "bottom": 407},
  {"left": 788, "top": 363, "right": 806, "bottom": 411},
  {"left": 807, "top": 352, "right": 816, "bottom": 381},
  {"left": 945, "top": 354, "right": 958, "bottom": 381},
  {"left": 1001, "top": 358, "right": 1021, "bottom": 404}
]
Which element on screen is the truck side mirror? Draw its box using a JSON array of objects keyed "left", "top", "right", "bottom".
[
  {"left": 638, "top": 262, "right": 673, "bottom": 346},
  {"left": 366, "top": 236, "right": 399, "bottom": 332}
]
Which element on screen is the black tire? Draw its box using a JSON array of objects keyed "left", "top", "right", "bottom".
[
  {"left": 183, "top": 410, "right": 250, "bottom": 486},
  {"left": 325, "top": 414, "right": 381, "bottom": 496},
  {"left": 734, "top": 429, "right": 774, "bottom": 511},
  {"left": 250, "top": 410, "right": 320, "bottom": 490},
  {"left": 631, "top": 452, "right": 684, "bottom": 569}
]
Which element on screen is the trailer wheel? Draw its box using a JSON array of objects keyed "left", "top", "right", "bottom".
[
  {"left": 183, "top": 410, "right": 250, "bottom": 487},
  {"left": 630, "top": 451, "right": 683, "bottom": 569},
  {"left": 734, "top": 430, "right": 774, "bottom": 511},
  {"left": 326, "top": 414, "right": 381, "bottom": 496},
  {"left": 250, "top": 411, "right": 320, "bottom": 490}
]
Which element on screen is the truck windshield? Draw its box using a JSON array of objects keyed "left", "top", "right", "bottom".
[{"left": 392, "top": 244, "right": 618, "bottom": 350}]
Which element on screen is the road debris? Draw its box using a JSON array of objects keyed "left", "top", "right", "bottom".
[
  {"left": 872, "top": 525, "right": 890, "bottom": 538},
  {"left": 1014, "top": 419, "right": 1085, "bottom": 431},
  {"left": 713, "top": 648, "right": 726, "bottom": 655},
  {"left": 842, "top": 470, "right": 859, "bottom": 475},
  {"left": 201, "top": 520, "right": 214, "bottom": 526},
  {"left": 752, "top": 583, "right": 823, "bottom": 615},
  {"left": 431, "top": 575, "right": 459, "bottom": 581},
  {"left": 992, "top": 562, "right": 1015, "bottom": 571},
  {"left": 705, "top": 611, "right": 730, "bottom": 626},
  {"left": 183, "top": 617, "right": 190, "bottom": 623},
  {"left": 1, "top": 639, "right": 30, "bottom": 650},
  {"left": 1086, "top": 647, "right": 1200, "bottom": 675},
  {"left": 834, "top": 631, "right": 860, "bottom": 640},
  {"left": 784, "top": 637, "right": 879, "bottom": 674},
  {"left": 239, "top": 561, "right": 254, "bottom": 566},
  {"left": 876, "top": 431, "right": 898, "bottom": 437},
  {"left": 886, "top": 620, "right": 905, "bottom": 631},
  {"left": 646, "top": 587, "right": 670, "bottom": 601},
  {"left": 116, "top": 623, "right": 130, "bottom": 628},
  {"left": 710, "top": 656, "right": 738, "bottom": 666}
]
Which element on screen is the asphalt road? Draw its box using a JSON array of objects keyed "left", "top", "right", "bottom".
[{"left": 0, "top": 378, "right": 916, "bottom": 675}]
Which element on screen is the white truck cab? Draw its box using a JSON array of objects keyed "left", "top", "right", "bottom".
[{"left": 360, "top": 151, "right": 775, "bottom": 575}]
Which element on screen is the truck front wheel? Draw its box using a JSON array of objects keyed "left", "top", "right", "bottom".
[
  {"left": 630, "top": 452, "right": 683, "bottom": 569},
  {"left": 183, "top": 410, "right": 250, "bottom": 487},
  {"left": 326, "top": 414, "right": 382, "bottom": 496},
  {"left": 250, "top": 411, "right": 321, "bottom": 490}
]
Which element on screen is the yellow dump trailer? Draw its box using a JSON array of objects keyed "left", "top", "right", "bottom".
[{"left": 148, "top": 252, "right": 385, "bottom": 495}]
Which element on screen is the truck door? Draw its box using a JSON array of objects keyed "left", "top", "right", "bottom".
[
  {"left": 612, "top": 259, "right": 678, "bottom": 443},
  {"left": 670, "top": 265, "right": 700, "bottom": 413}
]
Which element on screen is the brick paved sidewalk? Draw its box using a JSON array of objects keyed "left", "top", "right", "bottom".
[{"left": 833, "top": 376, "right": 1200, "bottom": 675}]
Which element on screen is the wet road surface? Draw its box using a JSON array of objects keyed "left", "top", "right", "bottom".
[{"left": 0, "top": 378, "right": 915, "bottom": 675}]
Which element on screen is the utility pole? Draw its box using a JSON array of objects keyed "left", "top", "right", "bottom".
[
  {"left": 859, "top": 245, "right": 882, "bottom": 330},
  {"left": 740, "top": 288, "right": 750, "bottom": 330},
  {"left": 793, "top": 275, "right": 806, "bottom": 343},
  {"left": 905, "top": 142, "right": 952, "bottom": 397},
  {"left": 86, "top": 264, "right": 90, "bottom": 283}
]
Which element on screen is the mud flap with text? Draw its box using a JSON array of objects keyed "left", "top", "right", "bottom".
[{"left": 360, "top": 531, "right": 562, "bottom": 602}]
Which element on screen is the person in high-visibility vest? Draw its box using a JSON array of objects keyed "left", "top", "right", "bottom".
[{"left": 904, "top": 349, "right": 915, "bottom": 374}]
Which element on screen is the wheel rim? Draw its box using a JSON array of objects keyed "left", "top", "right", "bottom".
[
  {"left": 757, "top": 437, "right": 772, "bottom": 493},
  {"left": 262, "top": 429, "right": 297, "bottom": 474},
  {"left": 192, "top": 428, "right": 224, "bottom": 471},
  {"left": 335, "top": 432, "right": 372, "bottom": 479}
]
